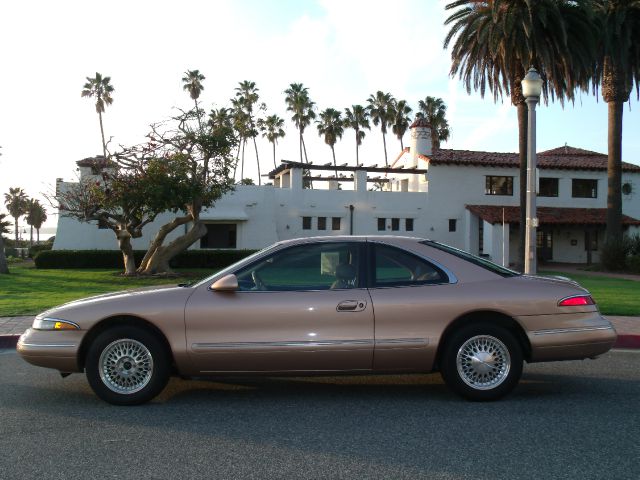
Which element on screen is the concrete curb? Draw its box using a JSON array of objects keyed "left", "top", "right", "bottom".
[{"left": 2, "top": 333, "right": 639, "bottom": 351}]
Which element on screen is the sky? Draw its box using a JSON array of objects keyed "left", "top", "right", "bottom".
[{"left": 1, "top": 0, "right": 639, "bottom": 235}]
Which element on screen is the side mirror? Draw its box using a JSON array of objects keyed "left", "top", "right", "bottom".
[{"left": 210, "top": 274, "right": 239, "bottom": 292}]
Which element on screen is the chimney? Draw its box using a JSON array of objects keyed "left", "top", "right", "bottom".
[{"left": 409, "top": 118, "right": 432, "bottom": 166}]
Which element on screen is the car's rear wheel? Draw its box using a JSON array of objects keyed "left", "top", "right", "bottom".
[
  {"left": 441, "top": 323, "right": 523, "bottom": 401},
  {"left": 86, "top": 326, "right": 170, "bottom": 405}
]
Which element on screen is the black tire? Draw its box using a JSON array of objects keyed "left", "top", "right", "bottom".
[
  {"left": 85, "top": 326, "right": 170, "bottom": 405},
  {"left": 440, "top": 323, "right": 523, "bottom": 401}
]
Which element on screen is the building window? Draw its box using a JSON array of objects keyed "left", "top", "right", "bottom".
[
  {"left": 405, "top": 218, "right": 414, "bottom": 231},
  {"left": 478, "top": 221, "right": 484, "bottom": 254},
  {"left": 302, "top": 217, "right": 312, "bottom": 230},
  {"left": 317, "top": 217, "right": 326, "bottom": 230},
  {"left": 378, "top": 218, "right": 386, "bottom": 231},
  {"left": 391, "top": 218, "right": 400, "bottom": 231},
  {"left": 97, "top": 218, "right": 110, "bottom": 230},
  {"left": 585, "top": 231, "right": 598, "bottom": 251},
  {"left": 485, "top": 176, "right": 513, "bottom": 196},
  {"left": 449, "top": 219, "right": 457, "bottom": 232},
  {"left": 539, "top": 177, "right": 559, "bottom": 197},
  {"left": 572, "top": 179, "right": 597, "bottom": 198},
  {"left": 200, "top": 223, "right": 237, "bottom": 248},
  {"left": 332, "top": 217, "right": 341, "bottom": 230},
  {"left": 622, "top": 182, "right": 633, "bottom": 195}
]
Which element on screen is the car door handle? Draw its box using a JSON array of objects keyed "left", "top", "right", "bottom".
[{"left": 337, "top": 300, "right": 367, "bottom": 312}]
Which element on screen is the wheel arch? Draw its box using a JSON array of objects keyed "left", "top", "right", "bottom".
[
  {"left": 78, "top": 315, "right": 174, "bottom": 371},
  {"left": 434, "top": 310, "right": 532, "bottom": 369}
]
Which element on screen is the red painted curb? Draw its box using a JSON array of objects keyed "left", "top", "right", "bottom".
[
  {"left": 614, "top": 334, "right": 640, "bottom": 349},
  {"left": 0, "top": 335, "right": 19, "bottom": 349}
]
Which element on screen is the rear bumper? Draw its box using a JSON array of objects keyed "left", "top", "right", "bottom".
[
  {"left": 17, "top": 328, "right": 82, "bottom": 372},
  {"left": 526, "top": 315, "right": 617, "bottom": 362}
]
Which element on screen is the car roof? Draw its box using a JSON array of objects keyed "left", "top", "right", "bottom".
[{"left": 275, "top": 235, "right": 428, "bottom": 246}]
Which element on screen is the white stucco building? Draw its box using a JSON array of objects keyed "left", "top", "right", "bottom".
[{"left": 54, "top": 119, "right": 640, "bottom": 266}]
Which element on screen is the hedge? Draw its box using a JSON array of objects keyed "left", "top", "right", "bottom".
[{"left": 34, "top": 249, "right": 258, "bottom": 270}]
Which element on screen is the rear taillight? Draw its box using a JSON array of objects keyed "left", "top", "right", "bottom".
[{"left": 558, "top": 295, "right": 595, "bottom": 307}]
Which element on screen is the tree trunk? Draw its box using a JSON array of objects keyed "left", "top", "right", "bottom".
[
  {"left": 139, "top": 220, "right": 207, "bottom": 275},
  {"left": 98, "top": 111, "right": 107, "bottom": 158},
  {"left": 302, "top": 135, "right": 310, "bottom": 163},
  {"left": 272, "top": 141, "right": 277, "bottom": 169},
  {"left": 400, "top": 137, "right": 404, "bottom": 151},
  {"left": 36, "top": 228, "right": 40, "bottom": 244},
  {"left": 14, "top": 218, "right": 18, "bottom": 244},
  {"left": 517, "top": 102, "right": 528, "bottom": 272},
  {"left": 116, "top": 229, "right": 136, "bottom": 275},
  {"left": 29, "top": 225, "right": 33, "bottom": 247},
  {"left": 382, "top": 132, "right": 388, "bottom": 167},
  {"left": 240, "top": 138, "right": 246, "bottom": 181},
  {"left": 606, "top": 100, "right": 623, "bottom": 243},
  {"left": 331, "top": 145, "right": 338, "bottom": 177},
  {"left": 355, "top": 131, "right": 360, "bottom": 166},
  {"left": 252, "top": 136, "right": 262, "bottom": 185},
  {"left": 0, "top": 235, "right": 9, "bottom": 274},
  {"left": 299, "top": 130, "right": 303, "bottom": 163},
  {"left": 137, "top": 214, "right": 193, "bottom": 274}
]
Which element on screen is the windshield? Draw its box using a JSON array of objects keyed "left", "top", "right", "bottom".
[{"left": 420, "top": 240, "right": 520, "bottom": 278}]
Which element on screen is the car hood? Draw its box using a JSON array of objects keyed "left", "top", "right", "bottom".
[{"left": 37, "top": 284, "right": 192, "bottom": 321}]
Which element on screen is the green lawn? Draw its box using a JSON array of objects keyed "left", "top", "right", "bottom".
[
  {"left": 540, "top": 271, "right": 640, "bottom": 316},
  {"left": 0, "top": 264, "right": 638, "bottom": 317},
  {"left": 0, "top": 264, "right": 213, "bottom": 317}
]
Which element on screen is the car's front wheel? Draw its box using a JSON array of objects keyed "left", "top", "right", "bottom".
[
  {"left": 85, "top": 326, "right": 170, "bottom": 405},
  {"left": 440, "top": 323, "right": 523, "bottom": 401}
]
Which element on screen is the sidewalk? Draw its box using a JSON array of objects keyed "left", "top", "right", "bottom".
[{"left": 1, "top": 314, "right": 638, "bottom": 349}]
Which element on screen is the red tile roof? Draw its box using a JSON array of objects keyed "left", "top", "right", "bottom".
[
  {"left": 466, "top": 205, "right": 640, "bottom": 226},
  {"left": 76, "top": 156, "right": 115, "bottom": 168},
  {"left": 428, "top": 145, "right": 640, "bottom": 172}
]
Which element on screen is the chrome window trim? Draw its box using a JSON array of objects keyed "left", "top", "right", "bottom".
[{"left": 192, "top": 339, "right": 373, "bottom": 351}]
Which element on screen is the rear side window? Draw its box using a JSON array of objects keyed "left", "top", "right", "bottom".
[
  {"left": 373, "top": 244, "right": 448, "bottom": 287},
  {"left": 421, "top": 240, "right": 519, "bottom": 277}
]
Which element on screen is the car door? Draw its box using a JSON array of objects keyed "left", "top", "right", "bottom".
[
  {"left": 184, "top": 241, "right": 373, "bottom": 373},
  {"left": 367, "top": 242, "right": 454, "bottom": 371}
]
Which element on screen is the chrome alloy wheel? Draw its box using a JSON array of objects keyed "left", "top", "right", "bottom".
[
  {"left": 456, "top": 335, "right": 511, "bottom": 390},
  {"left": 98, "top": 338, "right": 154, "bottom": 395}
]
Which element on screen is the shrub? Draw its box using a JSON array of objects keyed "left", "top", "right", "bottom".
[
  {"left": 34, "top": 249, "right": 258, "bottom": 270},
  {"left": 628, "top": 234, "right": 640, "bottom": 256},
  {"left": 600, "top": 238, "right": 631, "bottom": 272},
  {"left": 29, "top": 244, "right": 53, "bottom": 258},
  {"left": 627, "top": 255, "right": 640, "bottom": 274}
]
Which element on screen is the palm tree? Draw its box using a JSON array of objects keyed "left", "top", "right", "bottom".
[
  {"left": 284, "top": 83, "right": 316, "bottom": 163},
  {"left": 4, "top": 187, "right": 28, "bottom": 244},
  {"left": 317, "top": 108, "right": 344, "bottom": 176},
  {"left": 0, "top": 213, "right": 11, "bottom": 274},
  {"left": 235, "top": 81, "right": 263, "bottom": 185},
  {"left": 367, "top": 91, "right": 396, "bottom": 166},
  {"left": 231, "top": 99, "right": 251, "bottom": 182},
  {"left": 258, "top": 114, "right": 286, "bottom": 169},
  {"left": 81, "top": 72, "right": 115, "bottom": 158},
  {"left": 344, "top": 105, "right": 370, "bottom": 166},
  {"left": 26, "top": 199, "right": 47, "bottom": 246},
  {"left": 591, "top": 0, "right": 640, "bottom": 243},
  {"left": 182, "top": 69, "right": 205, "bottom": 129},
  {"left": 417, "top": 97, "right": 451, "bottom": 148},
  {"left": 208, "top": 107, "right": 233, "bottom": 130},
  {"left": 391, "top": 99, "right": 413, "bottom": 150},
  {"left": 444, "top": 0, "right": 595, "bottom": 269}
]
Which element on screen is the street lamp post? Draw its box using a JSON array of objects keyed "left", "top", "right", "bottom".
[{"left": 522, "top": 67, "right": 543, "bottom": 275}]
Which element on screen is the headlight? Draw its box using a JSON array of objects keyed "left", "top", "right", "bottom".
[{"left": 32, "top": 317, "right": 80, "bottom": 330}]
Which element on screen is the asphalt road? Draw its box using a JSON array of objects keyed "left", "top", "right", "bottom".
[{"left": 0, "top": 349, "right": 638, "bottom": 480}]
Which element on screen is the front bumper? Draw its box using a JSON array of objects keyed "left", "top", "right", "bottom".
[
  {"left": 524, "top": 313, "right": 617, "bottom": 362},
  {"left": 17, "top": 328, "right": 83, "bottom": 372}
]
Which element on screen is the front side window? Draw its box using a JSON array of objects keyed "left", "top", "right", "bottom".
[
  {"left": 572, "top": 179, "right": 597, "bottom": 198},
  {"left": 485, "top": 176, "right": 513, "bottom": 196},
  {"left": 373, "top": 244, "right": 447, "bottom": 287},
  {"left": 235, "top": 242, "right": 361, "bottom": 291}
]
